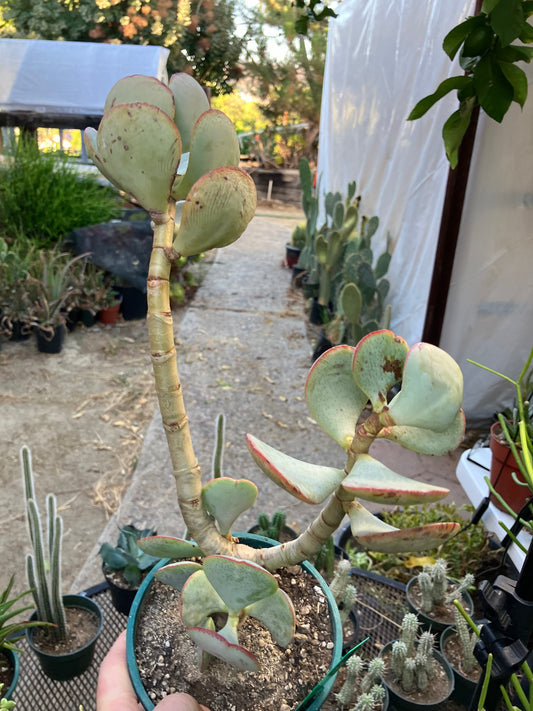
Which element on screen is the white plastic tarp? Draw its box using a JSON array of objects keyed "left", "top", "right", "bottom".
[
  {"left": 318, "top": 0, "right": 533, "bottom": 422},
  {"left": 0, "top": 39, "right": 169, "bottom": 116}
]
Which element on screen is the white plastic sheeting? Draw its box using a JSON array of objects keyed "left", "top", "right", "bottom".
[
  {"left": 0, "top": 39, "right": 169, "bottom": 116},
  {"left": 439, "top": 69, "right": 533, "bottom": 423},
  {"left": 318, "top": 0, "right": 533, "bottom": 421}
]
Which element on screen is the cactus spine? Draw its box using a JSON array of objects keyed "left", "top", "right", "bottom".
[{"left": 21, "top": 446, "right": 67, "bottom": 640}]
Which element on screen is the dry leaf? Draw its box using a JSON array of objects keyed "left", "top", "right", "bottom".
[
  {"left": 262, "top": 411, "right": 273, "bottom": 420},
  {"left": 276, "top": 420, "right": 288, "bottom": 429},
  {"left": 279, "top": 396, "right": 288, "bottom": 402}
]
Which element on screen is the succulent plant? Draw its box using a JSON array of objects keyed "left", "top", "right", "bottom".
[
  {"left": 0, "top": 684, "right": 16, "bottom": 709},
  {"left": 86, "top": 73, "right": 465, "bottom": 673},
  {"left": 99, "top": 524, "right": 160, "bottom": 587},
  {"left": 389, "top": 614, "right": 438, "bottom": 694},
  {"left": 21, "top": 445, "right": 67, "bottom": 641},
  {"left": 254, "top": 510, "right": 287, "bottom": 541},
  {"left": 416, "top": 559, "right": 475, "bottom": 614},
  {"left": 334, "top": 653, "right": 386, "bottom": 709},
  {"left": 452, "top": 605, "right": 478, "bottom": 675},
  {"left": 0, "top": 575, "right": 52, "bottom": 653}
]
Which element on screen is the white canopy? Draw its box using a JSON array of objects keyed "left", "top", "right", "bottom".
[{"left": 0, "top": 39, "right": 169, "bottom": 117}]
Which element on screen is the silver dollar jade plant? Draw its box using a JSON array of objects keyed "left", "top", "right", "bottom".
[{"left": 86, "top": 73, "right": 466, "bottom": 671}]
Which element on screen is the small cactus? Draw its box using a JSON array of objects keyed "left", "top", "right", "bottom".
[
  {"left": 330, "top": 559, "right": 352, "bottom": 603},
  {"left": 335, "top": 654, "right": 386, "bottom": 710},
  {"left": 21, "top": 445, "right": 67, "bottom": 641},
  {"left": 255, "top": 510, "right": 287, "bottom": 541},
  {"left": 416, "top": 559, "right": 473, "bottom": 613},
  {"left": 389, "top": 613, "right": 438, "bottom": 694},
  {"left": 452, "top": 605, "right": 478, "bottom": 675}
]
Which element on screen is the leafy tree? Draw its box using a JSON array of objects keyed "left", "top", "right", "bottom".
[
  {"left": 241, "top": 0, "right": 328, "bottom": 166},
  {"left": 0, "top": 0, "right": 243, "bottom": 96},
  {"left": 409, "top": 0, "right": 533, "bottom": 168}
]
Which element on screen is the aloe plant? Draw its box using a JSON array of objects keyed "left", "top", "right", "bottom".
[{"left": 86, "top": 73, "right": 466, "bottom": 672}]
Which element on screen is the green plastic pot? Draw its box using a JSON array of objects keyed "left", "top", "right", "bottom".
[
  {"left": 0, "top": 648, "right": 19, "bottom": 700},
  {"left": 126, "top": 532, "right": 343, "bottom": 710},
  {"left": 26, "top": 594, "right": 103, "bottom": 681},
  {"left": 440, "top": 625, "right": 480, "bottom": 708},
  {"left": 405, "top": 576, "right": 474, "bottom": 634},
  {"left": 379, "top": 640, "right": 454, "bottom": 711}
]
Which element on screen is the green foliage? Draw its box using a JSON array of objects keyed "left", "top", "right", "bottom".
[
  {"left": 291, "top": 223, "right": 307, "bottom": 249},
  {"left": 242, "top": 0, "right": 327, "bottom": 165},
  {"left": 408, "top": 1, "right": 533, "bottom": 168},
  {"left": 344, "top": 502, "right": 501, "bottom": 584},
  {"left": 0, "top": 575, "right": 52, "bottom": 653},
  {"left": 0, "top": 137, "right": 119, "bottom": 249},
  {"left": 0, "top": 235, "right": 36, "bottom": 336},
  {"left": 99, "top": 525, "right": 159, "bottom": 587},
  {"left": 211, "top": 93, "right": 267, "bottom": 136},
  {"left": 293, "top": 0, "right": 338, "bottom": 36},
  {"left": 469, "top": 348, "right": 533, "bottom": 512}
]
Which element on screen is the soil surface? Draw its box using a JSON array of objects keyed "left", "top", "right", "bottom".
[{"left": 0, "top": 201, "right": 304, "bottom": 601}]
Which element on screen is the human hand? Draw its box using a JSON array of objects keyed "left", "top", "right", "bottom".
[{"left": 97, "top": 630, "right": 210, "bottom": 711}]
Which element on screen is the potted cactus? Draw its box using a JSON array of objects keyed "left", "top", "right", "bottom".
[
  {"left": 379, "top": 612, "right": 455, "bottom": 711},
  {"left": 334, "top": 654, "right": 389, "bottom": 711},
  {"left": 405, "top": 559, "right": 475, "bottom": 633},
  {"left": 84, "top": 72, "right": 466, "bottom": 710},
  {"left": 247, "top": 509, "right": 298, "bottom": 542},
  {"left": 20, "top": 446, "right": 103, "bottom": 680},
  {"left": 440, "top": 606, "right": 482, "bottom": 707}
]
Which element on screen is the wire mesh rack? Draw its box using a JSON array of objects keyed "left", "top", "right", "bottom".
[{"left": 10, "top": 583, "right": 126, "bottom": 711}]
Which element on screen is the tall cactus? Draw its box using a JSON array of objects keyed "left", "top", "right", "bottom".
[{"left": 21, "top": 446, "right": 67, "bottom": 640}]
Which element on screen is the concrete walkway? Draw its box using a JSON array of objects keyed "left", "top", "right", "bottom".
[{"left": 73, "top": 214, "right": 469, "bottom": 591}]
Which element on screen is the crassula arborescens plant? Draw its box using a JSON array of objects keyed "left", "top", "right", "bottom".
[{"left": 86, "top": 73, "right": 465, "bottom": 671}]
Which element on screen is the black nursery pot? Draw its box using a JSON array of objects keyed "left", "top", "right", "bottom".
[
  {"left": 312, "top": 331, "right": 333, "bottom": 362},
  {"left": 117, "top": 286, "right": 148, "bottom": 321},
  {"left": 36, "top": 325, "right": 66, "bottom": 354},
  {"left": 26, "top": 594, "right": 103, "bottom": 681},
  {"left": 103, "top": 564, "right": 139, "bottom": 616}
]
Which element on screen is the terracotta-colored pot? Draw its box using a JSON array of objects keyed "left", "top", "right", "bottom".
[
  {"left": 489, "top": 422, "right": 530, "bottom": 515},
  {"left": 99, "top": 302, "right": 121, "bottom": 325}
]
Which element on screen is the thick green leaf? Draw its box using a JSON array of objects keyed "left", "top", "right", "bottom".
[
  {"left": 519, "top": 21, "right": 533, "bottom": 41},
  {"left": 342, "top": 454, "right": 450, "bottom": 504},
  {"left": 85, "top": 103, "right": 181, "bottom": 219},
  {"left": 482, "top": 0, "right": 502, "bottom": 13},
  {"left": 375, "top": 252, "right": 391, "bottom": 280},
  {"left": 341, "top": 283, "right": 362, "bottom": 326},
  {"left": 181, "top": 569, "right": 227, "bottom": 625},
  {"left": 386, "top": 342, "right": 463, "bottom": 432},
  {"left": 138, "top": 535, "right": 203, "bottom": 559},
  {"left": 315, "top": 233, "right": 328, "bottom": 264},
  {"left": 201, "top": 478, "right": 258, "bottom": 536},
  {"left": 345, "top": 500, "right": 460, "bottom": 553},
  {"left": 498, "top": 61, "right": 528, "bottom": 106},
  {"left": 203, "top": 556, "right": 278, "bottom": 612},
  {"left": 305, "top": 345, "right": 368, "bottom": 449},
  {"left": 155, "top": 561, "right": 202, "bottom": 591},
  {"left": 363, "top": 216, "right": 379, "bottom": 241},
  {"left": 172, "top": 110, "right": 240, "bottom": 201},
  {"left": 246, "top": 434, "right": 345, "bottom": 504},
  {"left": 169, "top": 72, "right": 210, "bottom": 153},
  {"left": 352, "top": 330, "right": 408, "bottom": 413},
  {"left": 103, "top": 75, "right": 175, "bottom": 119},
  {"left": 378, "top": 408, "right": 466, "bottom": 456},
  {"left": 172, "top": 167, "right": 256, "bottom": 257},
  {"left": 245, "top": 589, "right": 295, "bottom": 647},
  {"left": 443, "top": 16, "right": 486, "bottom": 59},
  {"left": 187, "top": 627, "right": 259, "bottom": 672},
  {"left": 99, "top": 542, "right": 129, "bottom": 570},
  {"left": 473, "top": 56, "right": 514, "bottom": 121},
  {"left": 442, "top": 98, "right": 475, "bottom": 170},
  {"left": 407, "top": 76, "right": 472, "bottom": 120},
  {"left": 489, "top": 0, "right": 525, "bottom": 46}
]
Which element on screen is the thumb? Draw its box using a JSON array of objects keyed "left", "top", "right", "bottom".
[{"left": 156, "top": 692, "right": 210, "bottom": 711}]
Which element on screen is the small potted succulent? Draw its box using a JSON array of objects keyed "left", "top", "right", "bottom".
[
  {"left": 85, "top": 72, "right": 467, "bottom": 710},
  {"left": 247, "top": 509, "right": 298, "bottom": 542},
  {"left": 405, "top": 559, "right": 475, "bottom": 633},
  {"left": 0, "top": 575, "right": 52, "bottom": 702},
  {"left": 334, "top": 654, "right": 389, "bottom": 711},
  {"left": 20, "top": 446, "right": 103, "bottom": 680},
  {"left": 379, "top": 612, "right": 455, "bottom": 711},
  {"left": 0, "top": 237, "right": 34, "bottom": 342},
  {"left": 440, "top": 606, "right": 482, "bottom": 707},
  {"left": 99, "top": 524, "right": 159, "bottom": 615},
  {"left": 98, "top": 284, "right": 122, "bottom": 325},
  {"left": 469, "top": 350, "right": 533, "bottom": 516}
]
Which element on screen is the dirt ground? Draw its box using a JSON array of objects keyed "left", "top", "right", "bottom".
[{"left": 0, "top": 201, "right": 304, "bottom": 600}]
